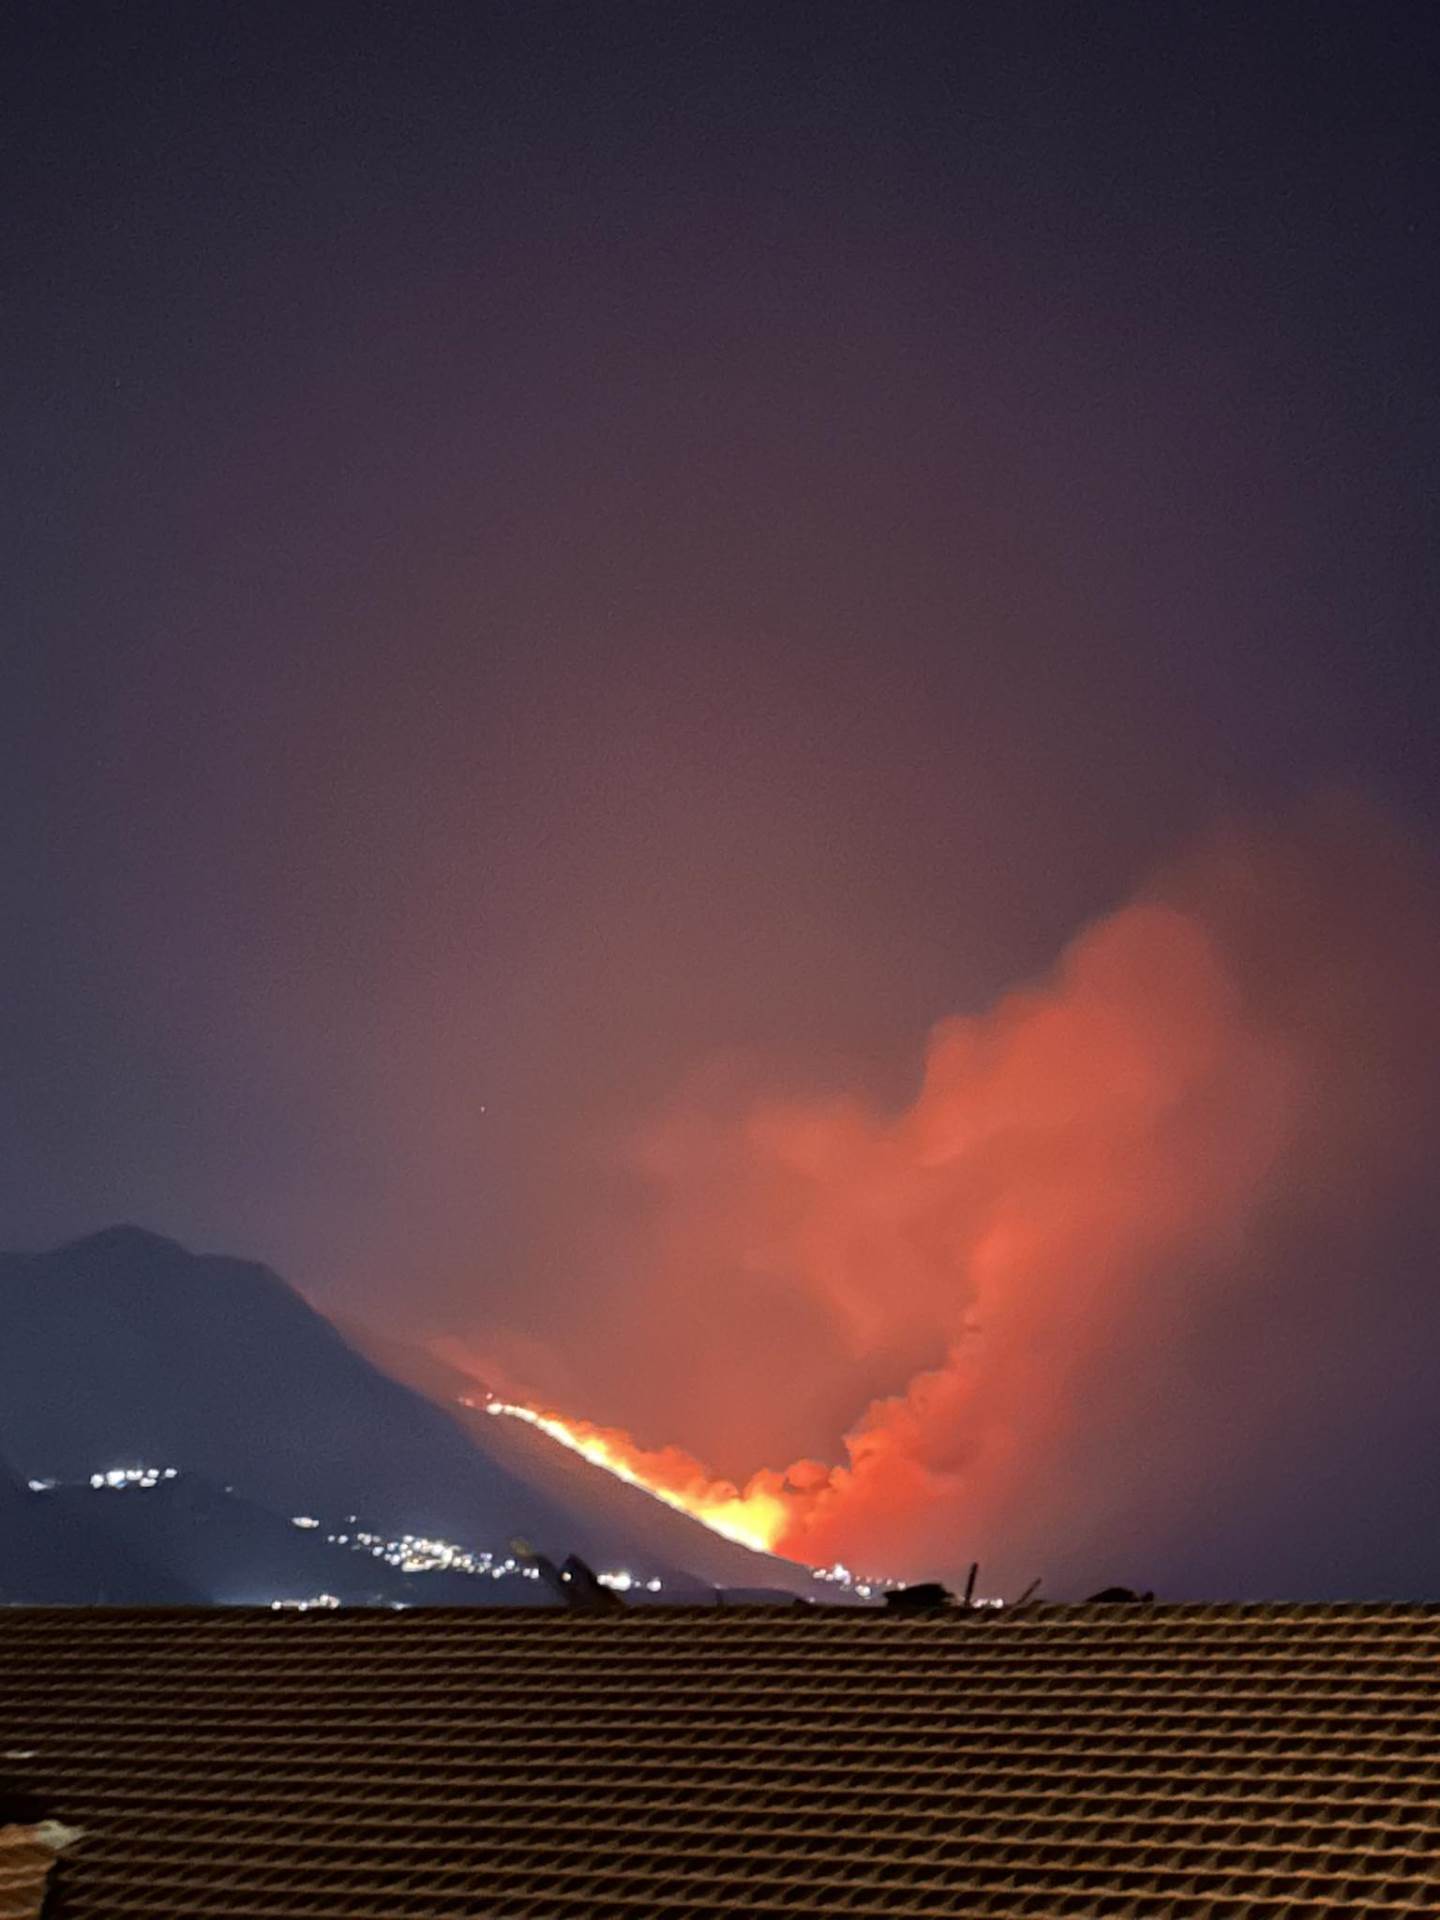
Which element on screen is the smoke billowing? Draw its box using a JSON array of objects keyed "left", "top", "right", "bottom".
[{"left": 471, "top": 798, "right": 1440, "bottom": 1598}]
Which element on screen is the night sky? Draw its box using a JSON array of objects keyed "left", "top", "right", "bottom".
[{"left": 5, "top": 3, "right": 1440, "bottom": 1594}]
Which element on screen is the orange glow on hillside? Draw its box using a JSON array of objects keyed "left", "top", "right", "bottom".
[
  {"left": 458, "top": 812, "right": 1440, "bottom": 1592},
  {"left": 485, "top": 1398, "right": 795, "bottom": 1554}
]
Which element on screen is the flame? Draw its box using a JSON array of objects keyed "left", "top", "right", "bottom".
[{"left": 485, "top": 1398, "right": 794, "bottom": 1554}]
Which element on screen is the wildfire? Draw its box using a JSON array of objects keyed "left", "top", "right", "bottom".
[{"left": 484, "top": 1398, "right": 793, "bottom": 1555}]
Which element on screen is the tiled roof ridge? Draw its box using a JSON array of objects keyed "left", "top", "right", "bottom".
[
  {"left": 5, "top": 1597, "right": 1440, "bottom": 1620},
  {"left": 6, "top": 1603, "right": 1440, "bottom": 1917}
]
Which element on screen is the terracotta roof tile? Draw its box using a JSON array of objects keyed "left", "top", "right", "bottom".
[{"left": 2, "top": 1605, "right": 1439, "bottom": 1915}]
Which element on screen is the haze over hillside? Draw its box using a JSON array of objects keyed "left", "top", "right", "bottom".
[{"left": 0, "top": 1227, "right": 828, "bottom": 1603}]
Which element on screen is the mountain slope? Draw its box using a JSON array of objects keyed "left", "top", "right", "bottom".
[
  {"left": 0, "top": 1227, "right": 817, "bottom": 1595},
  {"left": 345, "top": 1320, "right": 829, "bottom": 1594},
  {"left": 28, "top": 1473, "right": 558, "bottom": 1607},
  {"left": 0, "top": 1454, "right": 204, "bottom": 1605}
]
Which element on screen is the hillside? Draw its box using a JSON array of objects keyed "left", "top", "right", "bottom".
[
  {"left": 0, "top": 1227, "right": 820, "bottom": 1599},
  {"left": 0, "top": 1454, "right": 203, "bottom": 1605},
  {"left": 345, "top": 1321, "right": 831, "bottom": 1596}
]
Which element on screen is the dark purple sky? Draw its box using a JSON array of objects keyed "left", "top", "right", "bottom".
[{"left": 4, "top": 3, "right": 1439, "bottom": 1590}]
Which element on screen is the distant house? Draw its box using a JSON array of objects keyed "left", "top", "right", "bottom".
[{"left": 2, "top": 1602, "right": 1437, "bottom": 1915}]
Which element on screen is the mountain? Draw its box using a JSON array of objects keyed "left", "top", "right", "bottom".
[
  {"left": 0, "top": 1453, "right": 203, "bottom": 1605},
  {"left": 0, "top": 1227, "right": 821, "bottom": 1600}
]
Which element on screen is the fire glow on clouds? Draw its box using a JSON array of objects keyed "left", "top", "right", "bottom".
[{"left": 469, "top": 799, "right": 1440, "bottom": 1588}]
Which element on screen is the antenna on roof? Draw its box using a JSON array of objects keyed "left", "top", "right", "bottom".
[
  {"left": 1010, "top": 1578, "right": 1042, "bottom": 1609},
  {"left": 963, "top": 1562, "right": 979, "bottom": 1607},
  {"left": 558, "top": 1554, "right": 624, "bottom": 1611},
  {"left": 509, "top": 1537, "right": 623, "bottom": 1612}
]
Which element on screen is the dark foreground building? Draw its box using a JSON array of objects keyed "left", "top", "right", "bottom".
[{"left": 2, "top": 1603, "right": 1438, "bottom": 1916}]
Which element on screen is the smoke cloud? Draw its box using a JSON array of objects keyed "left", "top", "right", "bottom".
[{"left": 472, "top": 798, "right": 1440, "bottom": 1598}]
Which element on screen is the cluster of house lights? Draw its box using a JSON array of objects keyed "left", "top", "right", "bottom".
[
  {"left": 300, "top": 1519, "right": 512, "bottom": 1576},
  {"left": 290, "top": 1515, "right": 662, "bottom": 1592},
  {"left": 74, "top": 1466, "right": 180, "bottom": 1490},
  {"left": 812, "top": 1562, "right": 880, "bottom": 1598},
  {"left": 24, "top": 1467, "right": 179, "bottom": 1492}
]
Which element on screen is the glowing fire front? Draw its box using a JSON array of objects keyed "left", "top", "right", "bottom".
[{"left": 484, "top": 1398, "right": 793, "bottom": 1555}]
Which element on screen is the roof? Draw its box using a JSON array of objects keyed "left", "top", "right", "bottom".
[{"left": 2, "top": 1603, "right": 1439, "bottom": 1917}]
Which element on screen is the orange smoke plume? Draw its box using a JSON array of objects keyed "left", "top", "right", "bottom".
[{"left": 491, "top": 798, "right": 1440, "bottom": 1594}]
